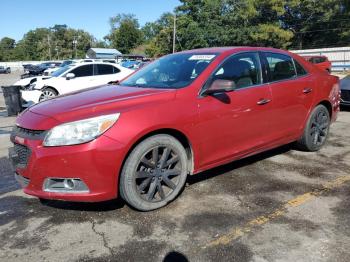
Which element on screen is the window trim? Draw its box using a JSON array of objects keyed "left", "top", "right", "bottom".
[
  {"left": 199, "top": 51, "right": 265, "bottom": 97},
  {"left": 260, "top": 51, "right": 310, "bottom": 84}
]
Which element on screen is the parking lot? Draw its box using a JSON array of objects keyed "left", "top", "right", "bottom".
[{"left": 1, "top": 73, "right": 350, "bottom": 262}]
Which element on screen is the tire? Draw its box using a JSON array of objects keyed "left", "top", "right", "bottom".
[
  {"left": 296, "top": 104, "right": 330, "bottom": 151},
  {"left": 120, "top": 134, "right": 188, "bottom": 211},
  {"left": 39, "top": 87, "right": 58, "bottom": 101}
]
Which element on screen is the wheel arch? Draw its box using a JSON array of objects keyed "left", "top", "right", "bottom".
[
  {"left": 126, "top": 128, "right": 194, "bottom": 174},
  {"left": 42, "top": 86, "right": 59, "bottom": 95},
  {"left": 317, "top": 100, "right": 332, "bottom": 118}
]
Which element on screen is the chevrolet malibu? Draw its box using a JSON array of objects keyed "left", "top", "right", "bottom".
[{"left": 9, "top": 47, "right": 340, "bottom": 211}]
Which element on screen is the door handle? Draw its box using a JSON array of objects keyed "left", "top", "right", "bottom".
[
  {"left": 257, "top": 98, "right": 271, "bottom": 105},
  {"left": 303, "top": 87, "right": 313, "bottom": 94}
]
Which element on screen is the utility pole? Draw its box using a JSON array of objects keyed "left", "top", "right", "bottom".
[
  {"left": 55, "top": 46, "right": 59, "bottom": 60},
  {"left": 47, "top": 34, "right": 51, "bottom": 60},
  {"left": 173, "top": 14, "right": 176, "bottom": 53},
  {"left": 73, "top": 37, "right": 78, "bottom": 59}
]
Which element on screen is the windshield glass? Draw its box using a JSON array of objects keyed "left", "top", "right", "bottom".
[
  {"left": 120, "top": 53, "right": 217, "bottom": 89},
  {"left": 51, "top": 65, "right": 73, "bottom": 77},
  {"left": 60, "top": 60, "right": 74, "bottom": 67}
]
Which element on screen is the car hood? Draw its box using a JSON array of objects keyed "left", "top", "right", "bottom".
[
  {"left": 14, "top": 76, "right": 52, "bottom": 86},
  {"left": 28, "top": 84, "right": 176, "bottom": 125}
]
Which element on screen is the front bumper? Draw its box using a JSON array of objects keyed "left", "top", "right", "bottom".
[
  {"left": 9, "top": 131, "right": 126, "bottom": 202},
  {"left": 21, "top": 90, "right": 42, "bottom": 107}
]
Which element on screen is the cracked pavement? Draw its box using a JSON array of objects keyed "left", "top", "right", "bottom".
[{"left": 1, "top": 73, "right": 350, "bottom": 261}]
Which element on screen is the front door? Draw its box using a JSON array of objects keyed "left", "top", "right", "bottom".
[
  {"left": 195, "top": 52, "right": 274, "bottom": 169},
  {"left": 63, "top": 64, "right": 95, "bottom": 93}
]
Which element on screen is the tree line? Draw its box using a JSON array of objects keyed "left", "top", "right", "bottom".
[{"left": 0, "top": 0, "right": 349, "bottom": 61}]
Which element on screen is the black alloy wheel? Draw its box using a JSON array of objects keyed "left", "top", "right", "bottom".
[
  {"left": 120, "top": 134, "right": 188, "bottom": 211},
  {"left": 296, "top": 104, "right": 330, "bottom": 151}
]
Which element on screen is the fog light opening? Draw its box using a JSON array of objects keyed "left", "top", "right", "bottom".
[
  {"left": 64, "top": 179, "right": 75, "bottom": 190},
  {"left": 43, "top": 178, "right": 89, "bottom": 193}
]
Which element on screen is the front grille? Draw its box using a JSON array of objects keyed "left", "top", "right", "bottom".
[
  {"left": 14, "top": 143, "right": 31, "bottom": 167},
  {"left": 341, "top": 90, "right": 350, "bottom": 102},
  {"left": 12, "top": 126, "right": 46, "bottom": 140}
]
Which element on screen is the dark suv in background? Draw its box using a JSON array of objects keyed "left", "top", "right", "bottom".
[{"left": 0, "top": 66, "right": 11, "bottom": 74}]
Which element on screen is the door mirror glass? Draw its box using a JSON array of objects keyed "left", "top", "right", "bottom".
[
  {"left": 66, "top": 73, "right": 75, "bottom": 80},
  {"left": 203, "top": 79, "right": 236, "bottom": 95}
]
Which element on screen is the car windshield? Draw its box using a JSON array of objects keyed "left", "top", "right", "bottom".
[
  {"left": 60, "top": 60, "right": 74, "bottom": 67},
  {"left": 51, "top": 65, "right": 73, "bottom": 77},
  {"left": 120, "top": 53, "right": 217, "bottom": 89}
]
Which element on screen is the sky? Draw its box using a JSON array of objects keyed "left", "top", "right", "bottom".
[{"left": 0, "top": 0, "right": 180, "bottom": 41}]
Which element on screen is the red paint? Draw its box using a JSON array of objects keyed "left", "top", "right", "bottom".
[
  {"left": 302, "top": 55, "right": 332, "bottom": 73},
  {"left": 12, "top": 47, "right": 340, "bottom": 202}
]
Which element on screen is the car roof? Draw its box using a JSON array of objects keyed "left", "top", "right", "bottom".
[
  {"left": 177, "top": 46, "right": 292, "bottom": 55},
  {"left": 72, "top": 61, "right": 118, "bottom": 66}
]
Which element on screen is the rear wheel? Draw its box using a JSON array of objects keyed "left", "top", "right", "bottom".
[
  {"left": 296, "top": 104, "right": 330, "bottom": 151},
  {"left": 120, "top": 135, "right": 188, "bottom": 211},
  {"left": 39, "top": 87, "right": 58, "bottom": 101}
]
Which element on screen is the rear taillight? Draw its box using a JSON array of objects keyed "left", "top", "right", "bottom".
[{"left": 329, "top": 81, "right": 340, "bottom": 106}]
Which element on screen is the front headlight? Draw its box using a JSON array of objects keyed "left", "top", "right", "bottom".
[{"left": 43, "top": 113, "right": 120, "bottom": 146}]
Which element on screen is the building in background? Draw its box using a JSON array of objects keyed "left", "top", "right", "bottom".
[{"left": 86, "top": 48, "right": 122, "bottom": 59}]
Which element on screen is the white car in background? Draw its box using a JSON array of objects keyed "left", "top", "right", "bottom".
[{"left": 21, "top": 62, "right": 133, "bottom": 105}]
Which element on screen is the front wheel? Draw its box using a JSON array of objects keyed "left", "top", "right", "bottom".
[
  {"left": 296, "top": 104, "right": 330, "bottom": 151},
  {"left": 39, "top": 88, "right": 58, "bottom": 101},
  {"left": 120, "top": 135, "right": 188, "bottom": 211}
]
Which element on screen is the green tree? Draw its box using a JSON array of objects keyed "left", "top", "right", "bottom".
[
  {"left": 281, "top": 0, "right": 350, "bottom": 49},
  {"left": 0, "top": 37, "right": 16, "bottom": 61},
  {"left": 108, "top": 14, "right": 143, "bottom": 54}
]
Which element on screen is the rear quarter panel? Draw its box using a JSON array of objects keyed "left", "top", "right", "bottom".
[{"left": 290, "top": 53, "right": 339, "bottom": 124}]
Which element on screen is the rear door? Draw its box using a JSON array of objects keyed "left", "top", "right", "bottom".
[
  {"left": 261, "top": 52, "right": 315, "bottom": 142},
  {"left": 94, "top": 64, "right": 117, "bottom": 85}
]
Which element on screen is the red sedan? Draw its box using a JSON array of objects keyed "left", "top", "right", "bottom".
[
  {"left": 10, "top": 47, "right": 340, "bottom": 211},
  {"left": 302, "top": 55, "right": 332, "bottom": 73}
]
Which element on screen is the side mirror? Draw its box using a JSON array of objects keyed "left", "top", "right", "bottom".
[
  {"left": 202, "top": 79, "right": 235, "bottom": 96},
  {"left": 66, "top": 73, "right": 75, "bottom": 80}
]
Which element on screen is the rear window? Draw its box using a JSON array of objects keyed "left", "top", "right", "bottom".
[{"left": 315, "top": 57, "right": 327, "bottom": 63}]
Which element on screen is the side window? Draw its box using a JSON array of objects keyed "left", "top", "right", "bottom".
[
  {"left": 113, "top": 66, "right": 121, "bottom": 74},
  {"left": 96, "top": 64, "right": 114, "bottom": 75},
  {"left": 265, "top": 53, "right": 296, "bottom": 81},
  {"left": 294, "top": 59, "right": 308, "bottom": 76},
  {"left": 70, "top": 65, "right": 93, "bottom": 77},
  {"left": 214, "top": 52, "right": 262, "bottom": 89}
]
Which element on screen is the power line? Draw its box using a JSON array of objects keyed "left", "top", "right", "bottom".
[
  {"left": 295, "top": 27, "right": 350, "bottom": 34},
  {"left": 286, "top": 18, "right": 350, "bottom": 27}
]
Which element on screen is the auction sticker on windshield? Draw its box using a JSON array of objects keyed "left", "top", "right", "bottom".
[{"left": 189, "top": 55, "right": 216, "bottom": 60}]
